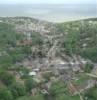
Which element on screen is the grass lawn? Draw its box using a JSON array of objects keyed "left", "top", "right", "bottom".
[
  {"left": 74, "top": 72, "right": 90, "bottom": 85},
  {"left": 56, "top": 94, "right": 80, "bottom": 100}
]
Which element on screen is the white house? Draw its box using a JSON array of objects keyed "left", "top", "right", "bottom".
[{"left": 29, "top": 71, "right": 36, "bottom": 76}]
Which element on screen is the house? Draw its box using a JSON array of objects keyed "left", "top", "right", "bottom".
[
  {"left": 92, "top": 65, "right": 97, "bottom": 76},
  {"left": 41, "top": 89, "right": 49, "bottom": 94},
  {"left": 29, "top": 71, "right": 37, "bottom": 76},
  {"left": 33, "top": 68, "right": 40, "bottom": 72},
  {"left": 31, "top": 88, "right": 38, "bottom": 96},
  {"left": 0, "top": 20, "right": 2, "bottom": 22}
]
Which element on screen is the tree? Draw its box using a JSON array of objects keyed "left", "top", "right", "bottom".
[
  {"left": 84, "top": 87, "right": 97, "bottom": 100},
  {"left": 84, "top": 63, "right": 93, "bottom": 73},
  {"left": 9, "top": 82, "right": 26, "bottom": 98},
  {"left": 0, "top": 86, "right": 13, "bottom": 100},
  {"left": 24, "top": 78, "right": 36, "bottom": 92},
  {"left": 0, "top": 71, "right": 15, "bottom": 86}
]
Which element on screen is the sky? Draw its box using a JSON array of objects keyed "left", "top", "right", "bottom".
[{"left": 0, "top": 0, "right": 96, "bottom": 4}]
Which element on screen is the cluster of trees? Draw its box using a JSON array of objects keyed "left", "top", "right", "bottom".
[
  {"left": 0, "top": 21, "right": 43, "bottom": 100},
  {"left": 0, "top": 71, "right": 26, "bottom": 100},
  {"left": 0, "top": 70, "right": 38, "bottom": 100},
  {"left": 31, "top": 31, "right": 43, "bottom": 46},
  {"left": 84, "top": 87, "right": 97, "bottom": 100},
  {"left": 57, "top": 20, "right": 97, "bottom": 62},
  {"left": 0, "top": 22, "right": 45, "bottom": 69},
  {"left": 0, "top": 22, "right": 25, "bottom": 49}
]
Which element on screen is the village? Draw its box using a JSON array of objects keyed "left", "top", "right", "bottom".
[{"left": 0, "top": 17, "right": 97, "bottom": 100}]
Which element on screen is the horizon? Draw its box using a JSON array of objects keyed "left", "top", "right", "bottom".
[
  {"left": 0, "top": 0, "right": 96, "bottom": 4},
  {"left": 0, "top": 0, "right": 96, "bottom": 22}
]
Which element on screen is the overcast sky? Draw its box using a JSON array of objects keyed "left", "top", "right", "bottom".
[{"left": 0, "top": 0, "right": 96, "bottom": 4}]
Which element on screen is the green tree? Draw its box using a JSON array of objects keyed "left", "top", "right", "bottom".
[
  {"left": 9, "top": 82, "right": 26, "bottom": 98},
  {"left": 0, "top": 86, "right": 13, "bottom": 100},
  {"left": 84, "top": 87, "right": 97, "bottom": 100},
  {"left": 84, "top": 63, "right": 93, "bottom": 73},
  {"left": 24, "top": 78, "right": 36, "bottom": 92},
  {"left": 0, "top": 71, "right": 15, "bottom": 86}
]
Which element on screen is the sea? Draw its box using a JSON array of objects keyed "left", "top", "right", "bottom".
[{"left": 0, "top": 4, "right": 96, "bottom": 23}]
